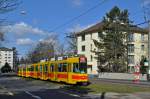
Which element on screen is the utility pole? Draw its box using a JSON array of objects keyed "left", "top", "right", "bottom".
[
  {"left": 141, "top": 2, "right": 150, "bottom": 81},
  {"left": 66, "top": 32, "right": 77, "bottom": 55},
  {"left": 148, "top": 20, "right": 150, "bottom": 81}
]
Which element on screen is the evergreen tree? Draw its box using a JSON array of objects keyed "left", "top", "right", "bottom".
[
  {"left": 93, "top": 6, "right": 131, "bottom": 72},
  {"left": 1, "top": 62, "right": 11, "bottom": 73},
  {"left": 140, "top": 56, "right": 148, "bottom": 74}
]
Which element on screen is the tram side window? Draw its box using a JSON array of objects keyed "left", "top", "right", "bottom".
[
  {"left": 58, "top": 63, "right": 62, "bottom": 72},
  {"left": 35, "top": 65, "right": 38, "bottom": 71},
  {"left": 58, "top": 63, "right": 67, "bottom": 72},
  {"left": 50, "top": 64, "right": 54, "bottom": 72},
  {"left": 40, "top": 65, "right": 42, "bottom": 72},
  {"left": 31, "top": 66, "right": 34, "bottom": 71},
  {"left": 62, "top": 63, "right": 67, "bottom": 72},
  {"left": 44, "top": 64, "right": 48, "bottom": 72},
  {"left": 23, "top": 68, "right": 26, "bottom": 72},
  {"left": 27, "top": 67, "right": 30, "bottom": 71},
  {"left": 73, "top": 63, "right": 80, "bottom": 73},
  {"left": 79, "top": 63, "right": 87, "bottom": 73}
]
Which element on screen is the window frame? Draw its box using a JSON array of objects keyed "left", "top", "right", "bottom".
[
  {"left": 82, "top": 45, "right": 85, "bottom": 52},
  {"left": 81, "top": 35, "right": 85, "bottom": 41},
  {"left": 128, "top": 55, "right": 134, "bottom": 64}
]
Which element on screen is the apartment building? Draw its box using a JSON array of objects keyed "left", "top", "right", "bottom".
[
  {"left": 76, "top": 22, "right": 148, "bottom": 74},
  {"left": 0, "top": 47, "right": 13, "bottom": 69}
]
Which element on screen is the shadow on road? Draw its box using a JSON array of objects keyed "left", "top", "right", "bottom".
[
  {"left": 0, "top": 73, "right": 17, "bottom": 77},
  {"left": 0, "top": 83, "right": 106, "bottom": 99},
  {"left": 100, "top": 92, "right": 106, "bottom": 99}
]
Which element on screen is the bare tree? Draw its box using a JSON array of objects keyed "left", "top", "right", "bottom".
[
  {"left": 56, "top": 42, "right": 67, "bottom": 56},
  {"left": 27, "top": 34, "right": 59, "bottom": 63},
  {"left": 66, "top": 32, "right": 77, "bottom": 55}
]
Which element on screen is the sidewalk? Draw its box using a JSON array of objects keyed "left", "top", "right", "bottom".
[
  {"left": 0, "top": 72, "right": 17, "bottom": 77},
  {"left": 87, "top": 92, "right": 150, "bottom": 99},
  {"left": 90, "top": 77, "right": 150, "bottom": 87}
]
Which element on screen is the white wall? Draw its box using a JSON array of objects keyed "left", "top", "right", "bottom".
[
  {"left": 0, "top": 51, "right": 13, "bottom": 69},
  {"left": 98, "top": 73, "right": 147, "bottom": 81},
  {"left": 77, "top": 32, "right": 99, "bottom": 74},
  {"left": 77, "top": 32, "right": 148, "bottom": 74}
]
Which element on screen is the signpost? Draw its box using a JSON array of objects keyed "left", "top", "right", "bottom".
[
  {"left": 133, "top": 64, "right": 140, "bottom": 83},
  {"left": 148, "top": 20, "right": 150, "bottom": 81}
]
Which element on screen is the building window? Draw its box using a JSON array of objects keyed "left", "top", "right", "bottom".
[
  {"left": 90, "top": 34, "right": 92, "bottom": 39},
  {"left": 141, "top": 34, "right": 144, "bottom": 41},
  {"left": 81, "top": 35, "right": 85, "bottom": 41},
  {"left": 128, "top": 55, "right": 134, "bottom": 64},
  {"left": 82, "top": 45, "right": 85, "bottom": 51},
  {"left": 128, "top": 44, "right": 134, "bottom": 53},
  {"left": 90, "top": 44, "right": 92, "bottom": 51},
  {"left": 98, "top": 32, "right": 101, "bottom": 38},
  {"left": 128, "top": 33, "right": 134, "bottom": 42},
  {"left": 91, "top": 55, "right": 93, "bottom": 62},
  {"left": 141, "top": 45, "right": 144, "bottom": 51}
]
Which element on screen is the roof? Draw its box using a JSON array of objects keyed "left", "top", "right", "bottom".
[
  {"left": 0, "top": 47, "right": 13, "bottom": 51},
  {"left": 76, "top": 21, "right": 148, "bottom": 36}
]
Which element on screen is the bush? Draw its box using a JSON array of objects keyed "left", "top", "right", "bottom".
[
  {"left": 1, "top": 62, "right": 12, "bottom": 73},
  {"left": 140, "top": 56, "right": 148, "bottom": 74}
]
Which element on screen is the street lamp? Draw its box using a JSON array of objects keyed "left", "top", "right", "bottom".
[{"left": 148, "top": 20, "right": 150, "bottom": 81}]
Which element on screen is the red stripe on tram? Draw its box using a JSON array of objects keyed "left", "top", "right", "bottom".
[
  {"left": 57, "top": 74, "right": 67, "bottom": 78},
  {"left": 72, "top": 75, "right": 87, "bottom": 80}
]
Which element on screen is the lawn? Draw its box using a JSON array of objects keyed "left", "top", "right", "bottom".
[
  {"left": 63, "top": 82, "right": 150, "bottom": 93},
  {"left": 87, "top": 82, "right": 150, "bottom": 93}
]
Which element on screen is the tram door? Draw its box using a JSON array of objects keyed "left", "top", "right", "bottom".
[
  {"left": 50, "top": 63, "right": 55, "bottom": 81},
  {"left": 43, "top": 64, "right": 48, "bottom": 80},
  {"left": 39, "top": 64, "right": 43, "bottom": 79},
  {"left": 67, "top": 63, "right": 71, "bottom": 83}
]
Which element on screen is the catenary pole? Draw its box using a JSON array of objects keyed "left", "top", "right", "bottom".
[{"left": 148, "top": 20, "right": 150, "bottom": 81}]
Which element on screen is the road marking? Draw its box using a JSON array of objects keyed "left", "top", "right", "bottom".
[
  {"left": 25, "top": 91, "right": 42, "bottom": 99},
  {"left": 8, "top": 92, "right": 14, "bottom": 96},
  {"left": 59, "top": 91, "right": 80, "bottom": 97},
  {"left": 0, "top": 86, "right": 14, "bottom": 96}
]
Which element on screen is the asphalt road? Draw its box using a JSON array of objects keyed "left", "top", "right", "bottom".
[
  {"left": 0, "top": 74, "right": 150, "bottom": 99},
  {"left": 0, "top": 89, "right": 91, "bottom": 99},
  {"left": 0, "top": 75, "right": 94, "bottom": 99}
]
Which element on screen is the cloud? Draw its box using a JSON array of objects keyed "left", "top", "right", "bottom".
[
  {"left": 39, "top": 34, "right": 58, "bottom": 45},
  {"left": 67, "top": 24, "right": 94, "bottom": 32},
  {"left": 16, "top": 38, "right": 34, "bottom": 46},
  {"left": 143, "top": 0, "right": 150, "bottom": 6},
  {"left": 72, "top": 0, "right": 82, "bottom": 6},
  {"left": 2, "top": 22, "right": 48, "bottom": 37}
]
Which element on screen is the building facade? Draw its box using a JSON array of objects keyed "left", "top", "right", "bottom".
[
  {"left": 0, "top": 47, "right": 14, "bottom": 70},
  {"left": 12, "top": 47, "right": 19, "bottom": 72},
  {"left": 76, "top": 22, "right": 148, "bottom": 74}
]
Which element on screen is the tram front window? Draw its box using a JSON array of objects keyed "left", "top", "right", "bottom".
[
  {"left": 73, "top": 63, "right": 87, "bottom": 74},
  {"left": 79, "top": 62, "right": 87, "bottom": 73}
]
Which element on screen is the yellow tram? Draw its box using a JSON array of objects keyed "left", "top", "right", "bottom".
[{"left": 18, "top": 55, "right": 88, "bottom": 85}]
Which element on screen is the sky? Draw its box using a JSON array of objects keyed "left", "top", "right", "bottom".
[{"left": 1, "top": 0, "right": 150, "bottom": 58}]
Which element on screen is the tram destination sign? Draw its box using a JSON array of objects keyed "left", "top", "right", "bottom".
[{"left": 80, "top": 57, "right": 86, "bottom": 63}]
